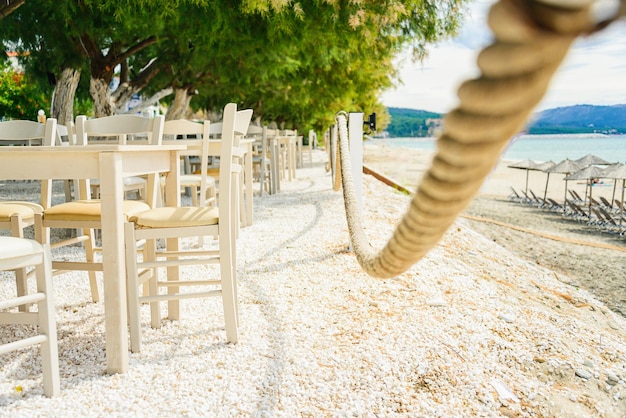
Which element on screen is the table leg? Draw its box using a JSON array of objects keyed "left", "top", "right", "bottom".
[
  {"left": 245, "top": 142, "right": 253, "bottom": 226},
  {"left": 165, "top": 151, "right": 181, "bottom": 319},
  {"left": 99, "top": 152, "right": 129, "bottom": 374},
  {"left": 271, "top": 138, "right": 280, "bottom": 193}
]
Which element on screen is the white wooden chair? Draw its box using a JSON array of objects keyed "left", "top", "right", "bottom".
[
  {"left": 34, "top": 114, "right": 165, "bottom": 304},
  {"left": 0, "top": 119, "right": 57, "bottom": 147},
  {"left": 248, "top": 125, "right": 273, "bottom": 196},
  {"left": 57, "top": 121, "right": 146, "bottom": 202},
  {"left": 76, "top": 116, "right": 157, "bottom": 201},
  {"left": 0, "top": 119, "right": 57, "bottom": 309},
  {"left": 163, "top": 119, "right": 216, "bottom": 246},
  {"left": 265, "top": 127, "right": 282, "bottom": 193},
  {"left": 207, "top": 116, "right": 249, "bottom": 228},
  {"left": 0, "top": 237, "right": 59, "bottom": 397},
  {"left": 281, "top": 129, "right": 298, "bottom": 181},
  {"left": 162, "top": 119, "right": 216, "bottom": 208},
  {"left": 304, "top": 129, "right": 316, "bottom": 168},
  {"left": 123, "top": 103, "right": 252, "bottom": 352}
]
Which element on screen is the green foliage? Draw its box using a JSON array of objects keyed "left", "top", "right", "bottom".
[
  {"left": 385, "top": 107, "right": 442, "bottom": 137},
  {"left": 1, "top": 0, "right": 469, "bottom": 131},
  {"left": 0, "top": 60, "right": 49, "bottom": 120}
]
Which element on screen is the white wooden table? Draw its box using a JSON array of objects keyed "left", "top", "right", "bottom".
[{"left": 0, "top": 144, "right": 184, "bottom": 374}]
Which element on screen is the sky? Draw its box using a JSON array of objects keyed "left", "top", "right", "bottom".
[{"left": 380, "top": 0, "right": 626, "bottom": 113}]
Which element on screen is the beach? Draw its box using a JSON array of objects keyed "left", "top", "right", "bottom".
[
  {"left": 1, "top": 148, "right": 626, "bottom": 417},
  {"left": 363, "top": 142, "right": 626, "bottom": 318}
]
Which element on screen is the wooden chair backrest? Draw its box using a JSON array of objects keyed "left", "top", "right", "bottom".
[
  {"left": 219, "top": 104, "right": 252, "bottom": 238},
  {"left": 75, "top": 114, "right": 164, "bottom": 145},
  {"left": 0, "top": 119, "right": 57, "bottom": 146},
  {"left": 163, "top": 119, "right": 212, "bottom": 204}
]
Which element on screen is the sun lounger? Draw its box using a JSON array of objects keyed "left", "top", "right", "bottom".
[
  {"left": 508, "top": 187, "right": 523, "bottom": 203},
  {"left": 546, "top": 197, "right": 563, "bottom": 212},
  {"left": 596, "top": 206, "right": 625, "bottom": 235},
  {"left": 529, "top": 189, "right": 546, "bottom": 208},
  {"left": 599, "top": 196, "right": 614, "bottom": 211},
  {"left": 568, "top": 189, "right": 583, "bottom": 203},
  {"left": 589, "top": 197, "right": 602, "bottom": 208},
  {"left": 520, "top": 190, "right": 535, "bottom": 205},
  {"left": 564, "top": 200, "right": 589, "bottom": 222}
]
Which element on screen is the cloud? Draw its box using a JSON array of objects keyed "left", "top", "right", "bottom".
[
  {"left": 539, "top": 21, "right": 626, "bottom": 109},
  {"left": 381, "top": 3, "right": 626, "bottom": 113}
]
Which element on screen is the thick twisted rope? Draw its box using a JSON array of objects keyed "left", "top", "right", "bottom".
[{"left": 338, "top": 0, "right": 625, "bottom": 278}]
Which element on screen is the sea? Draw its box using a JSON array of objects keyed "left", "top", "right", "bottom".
[{"left": 372, "top": 134, "right": 626, "bottom": 164}]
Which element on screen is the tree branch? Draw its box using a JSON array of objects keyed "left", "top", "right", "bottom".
[
  {"left": 0, "top": 0, "right": 25, "bottom": 20},
  {"left": 119, "top": 87, "right": 173, "bottom": 115},
  {"left": 117, "top": 36, "right": 157, "bottom": 63}
]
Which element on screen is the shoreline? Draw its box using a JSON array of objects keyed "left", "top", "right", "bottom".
[{"left": 363, "top": 143, "right": 626, "bottom": 318}]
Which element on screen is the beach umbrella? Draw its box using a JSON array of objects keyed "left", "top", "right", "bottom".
[
  {"left": 600, "top": 163, "right": 626, "bottom": 225},
  {"left": 534, "top": 160, "right": 556, "bottom": 200},
  {"left": 602, "top": 163, "right": 626, "bottom": 203},
  {"left": 507, "top": 159, "right": 539, "bottom": 194},
  {"left": 575, "top": 154, "right": 612, "bottom": 166},
  {"left": 547, "top": 159, "right": 584, "bottom": 212},
  {"left": 565, "top": 165, "right": 606, "bottom": 217}
]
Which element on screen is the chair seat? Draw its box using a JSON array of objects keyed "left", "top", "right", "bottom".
[
  {"left": 131, "top": 206, "right": 219, "bottom": 228},
  {"left": 193, "top": 168, "right": 220, "bottom": 177},
  {"left": 44, "top": 200, "right": 151, "bottom": 221},
  {"left": 0, "top": 236, "right": 44, "bottom": 260},
  {"left": 0, "top": 202, "right": 43, "bottom": 221}
]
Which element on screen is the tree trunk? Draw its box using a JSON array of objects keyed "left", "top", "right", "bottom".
[
  {"left": 90, "top": 77, "right": 114, "bottom": 117},
  {"left": 165, "top": 88, "right": 193, "bottom": 121},
  {"left": 51, "top": 67, "right": 80, "bottom": 125},
  {"left": 120, "top": 88, "right": 173, "bottom": 116},
  {"left": 0, "top": 0, "right": 25, "bottom": 19},
  {"left": 112, "top": 81, "right": 135, "bottom": 114}
]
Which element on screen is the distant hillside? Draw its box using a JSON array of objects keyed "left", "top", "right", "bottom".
[
  {"left": 385, "top": 104, "right": 626, "bottom": 137},
  {"left": 527, "top": 104, "right": 626, "bottom": 134},
  {"left": 385, "top": 107, "right": 442, "bottom": 137}
]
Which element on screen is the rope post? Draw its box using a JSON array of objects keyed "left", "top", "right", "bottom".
[{"left": 348, "top": 113, "right": 364, "bottom": 218}]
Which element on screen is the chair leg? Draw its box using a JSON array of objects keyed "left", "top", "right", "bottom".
[
  {"left": 63, "top": 180, "right": 73, "bottom": 201},
  {"left": 36, "top": 244, "right": 60, "bottom": 397},
  {"left": 14, "top": 268, "right": 29, "bottom": 311},
  {"left": 146, "top": 238, "right": 163, "bottom": 327},
  {"left": 124, "top": 222, "right": 143, "bottom": 353},
  {"left": 219, "top": 229, "right": 238, "bottom": 344},
  {"left": 191, "top": 186, "right": 199, "bottom": 206},
  {"left": 238, "top": 173, "right": 246, "bottom": 228},
  {"left": 84, "top": 229, "right": 100, "bottom": 303},
  {"left": 165, "top": 237, "right": 180, "bottom": 321},
  {"left": 230, "top": 228, "right": 239, "bottom": 326},
  {"left": 10, "top": 214, "right": 30, "bottom": 312}
]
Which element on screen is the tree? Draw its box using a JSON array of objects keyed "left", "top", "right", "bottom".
[
  {"left": 0, "top": 60, "right": 49, "bottom": 120},
  {"left": 1, "top": 0, "right": 468, "bottom": 131},
  {"left": 229, "top": 0, "right": 467, "bottom": 131},
  {"left": 1, "top": 1, "right": 178, "bottom": 119}
]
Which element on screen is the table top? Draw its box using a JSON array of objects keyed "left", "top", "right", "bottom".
[
  {"left": 0, "top": 144, "right": 186, "bottom": 181},
  {"left": 0, "top": 144, "right": 186, "bottom": 153}
]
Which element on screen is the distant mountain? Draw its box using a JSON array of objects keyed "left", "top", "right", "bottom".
[
  {"left": 384, "top": 104, "right": 626, "bottom": 137},
  {"left": 527, "top": 104, "right": 626, "bottom": 134},
  {"left": 385, "top": 107, "right": 442, "bottom": 137}
]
